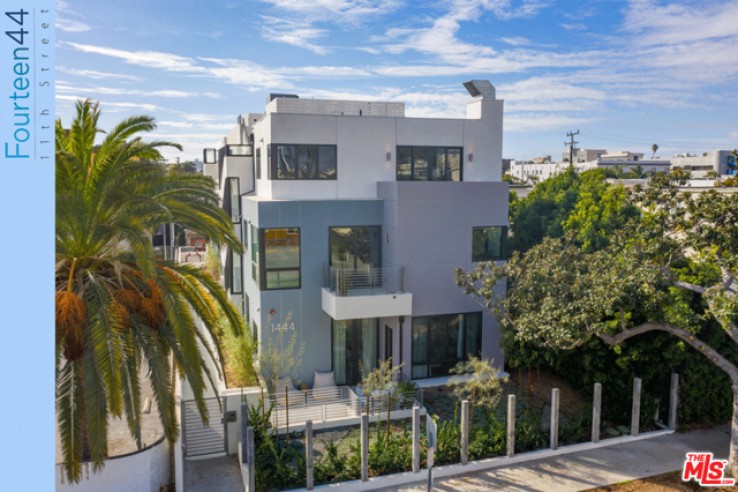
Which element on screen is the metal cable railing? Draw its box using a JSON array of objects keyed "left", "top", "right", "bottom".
[{"left": 324, "top": 265, "right": 406, "bottom": 296}]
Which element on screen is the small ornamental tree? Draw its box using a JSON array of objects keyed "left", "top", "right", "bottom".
[
  {"left": 456, "top": 172, "right": 738, "bottom": 476},
  {"left": 449, "top": 356, "right": 506, "bottom": 420}
]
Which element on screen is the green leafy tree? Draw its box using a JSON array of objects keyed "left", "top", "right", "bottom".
[
  {"left": 510, "top": 169, "right": 634, "bottom": 254},
  {"left": 456, "top": 172, "right": 738, "bottom": 475},
  {"left": 55, "top": 100, "right": 244, "bottom": 482}
]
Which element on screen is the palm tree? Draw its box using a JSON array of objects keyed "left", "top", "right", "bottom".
[
  {"left": 651, "top": 143, "right": 659, "bottom": 158},
  {"left": 56, "top": 100, "right": 243, "bottom": 482},
  {"left": 627, "top": 164, "right": 646, "bottom": 179}
]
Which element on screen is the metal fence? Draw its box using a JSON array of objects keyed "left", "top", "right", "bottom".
[
  {"left": 324, "top": 265, "right": 406, "bottom": 296},
  {"left": 268, "top": 385, "right": 424, "bottom": 429}
]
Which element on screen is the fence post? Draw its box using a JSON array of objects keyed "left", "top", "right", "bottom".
[
  {"left": 631, "top": 377, "right": 641, "bottom": 436},
  {"left": 412, "top": 406, "right": 420, "bottom": 473},
  {"left": 305, "top": 420, "right": 314, "bottom": 490},
  {"left": 507, "top": 394, "right": 516, "bottom": 458},
  {"left": 285, "top": 386, "right": 290, "bottom": 438},
  {"left": 460, "top": 400, "right": 470, "bottom": 465},
  {"left": 592, "top": 382, "right": 602, "bottom": 443},
  {"left": 361, "top": 413, "right": 369, "bottom": 482},
  {"left": 241, "top": 403, "right": 249, "bottom": 463},
  {"left": 550, "top": 388, "right": 560, "bottom": 450},
  {"left": 669, "top": 373, "right": 679, "bottom": 430},
  {"left": 246, "top": 426, "right": 255, "bottom": 492}
]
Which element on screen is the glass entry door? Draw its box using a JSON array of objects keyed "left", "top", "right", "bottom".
[{"left": 332, "top": 319, "right": 378, "bottom": 386}]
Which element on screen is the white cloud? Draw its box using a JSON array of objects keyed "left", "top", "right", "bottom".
[
  {"left": 499, "top": 36, "right": 532, "bottom": 46},
  {"left": 258, "top": 0, "right": 401, "bottom": 22},
  {"left": 56, "top": 18, "right": 91, "bottom": 32},
  {"left": 56, "top": 0, "right": 91, "bottom": 32},
  {"left": 56, "top": 82, "right": 218, "bottom": 99},
  {"left": 64, "top": 42, "right": 204, "bottom": 71},
  {"left": 260, "top": 16, "right": 330, "bottom": 54},
  {"left": 55, "top": 95, "right": 162, "bottom": 112},
  {"left": 505, "top": 113, "right": 596, "bottom": 132},
  {"left": 57, "top": 66, "right": 142, "bottom": 82}
]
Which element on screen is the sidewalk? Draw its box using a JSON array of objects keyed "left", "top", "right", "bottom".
[{"left": 387, "top": 425, "right": 731, "bottom": 492}]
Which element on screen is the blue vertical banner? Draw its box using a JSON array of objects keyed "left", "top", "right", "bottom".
[{"left": 0, "top": 0, "right": 54, "bottom": 490}]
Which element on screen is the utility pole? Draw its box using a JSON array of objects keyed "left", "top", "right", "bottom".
[{"left": 565, "top": 130, "right": 579, "bottom": 168}]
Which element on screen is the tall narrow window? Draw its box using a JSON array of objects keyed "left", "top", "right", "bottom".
[
  {"left": 225, "top": 177, "right": 240, "bottom": 223},
  {"left": 260, "top": 228, "right": 301, "bottom": 290},
  {"left": 231, "top": 250, "right": 242, "bottom": 294},
  {"left": 251, "top": 224, "right": 259, "bottom": 284},
  {"left": 255, "top": 148, "right": 262, "bottom": 179},
  {"left": 472, "top": 226, "right": 508, "bottom": 261}
]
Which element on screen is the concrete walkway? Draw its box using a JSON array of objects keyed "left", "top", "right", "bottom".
[
  {"left": 184, "top": 454, "right": 243, "bottom": 492},
  {"left": 388, "top": 425, "right": 731, "bottom": 492}
]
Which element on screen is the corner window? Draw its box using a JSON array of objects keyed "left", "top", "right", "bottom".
[
  {"left": 260, "top": 228, "right": 301, "bottom": 290},
  {"left": 411, "top": 312, "right": 482, "bottom": 379},
  {"left": 270, "top": 144, "right": 337, "bottom": 180},
  {"left": 396, "top": 146, "right": 462, "bottom": 181},
  {"left": 472, "top": 226, "right": 508, "bottom": 261}
]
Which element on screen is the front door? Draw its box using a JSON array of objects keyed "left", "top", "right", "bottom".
[{"left": 332, "top": 319, "right": 378, "bottom": 385}]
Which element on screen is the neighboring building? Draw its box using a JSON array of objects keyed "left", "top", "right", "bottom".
[
  {"left": 599, "top": 150, "right": 644, "bottom": 162},
  {"left": 563, "top": 148, "right": 607, "bottom": 163},
  {"left": 509, "top": 160, "right": 568, "bottom": 182},
  {"left": 205, "top": 81, "right": 509, "bottom": 386},
  {"left": 511, "top": 147, "right": 671, "bottom": 184},
  {"left": 577, "top": 157, "right": 670, "bottom": 176},
  {"left": 671, "top": 150, "right": 737, "bottom": 178}
]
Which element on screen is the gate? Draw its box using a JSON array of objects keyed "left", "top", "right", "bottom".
[{"left": 182, "top": 396, "right": 227, "bottom": 458}]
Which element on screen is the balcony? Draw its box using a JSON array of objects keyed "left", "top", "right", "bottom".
[{"left": 321, "top": 265, "right": 412, "bottom": 320}]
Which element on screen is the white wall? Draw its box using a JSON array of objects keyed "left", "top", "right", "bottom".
[
  {"left": 246, "top": 94, "right": 504, "bottom": 201},
  {"left": 56, "top": 439, "right": 170, "bottom": 492}
]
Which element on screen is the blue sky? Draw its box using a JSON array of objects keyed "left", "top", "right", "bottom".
[{"left": 55, "top": 0, "right": 738, "bottom": 162}]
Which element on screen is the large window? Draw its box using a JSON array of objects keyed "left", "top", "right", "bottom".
[
  {"left": 472, "top": 226, "right": 508, "bottom": 261},
  {"left": 329, "top": 226, "right": 381, "bottom": 269},
  {"left": 224, "top": 177, "right": 240, "bottom": 223},
  {"left": 332, "top": 318, "right": 378, "bottom": 385},
  {"left": 411, "top": 312, "right": 482, "bottom": 379},
  {"left": 260, "top": 228, "right": 301, "bottom": 290},
  {"left": 397, "top": 146, "right": 462, "bottom": 181},
  {"left": 270, "top": 144, "right": 337, "bottom": 180}
]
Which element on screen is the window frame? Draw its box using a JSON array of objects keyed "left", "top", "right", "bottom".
[
  {"left": 471, "top": 226, "right": 509, "bottom": 262},
  {"left": 224, "top": 177, "right": 241, "bottom": 223},
  {"left": 269, "top": 144, "right": 337, "bottom": 180},
  {"left": 396, "top": 145, "right": 463, "bottom": 182},
  {"left": 411, "top": 312, "right": 482, "bottom": 380},
  {"left": 255, "top": 147, "right": 262, "bottom": 179},
  {"left": 259, "top": 227, "right": 301, "bottom": 290}
]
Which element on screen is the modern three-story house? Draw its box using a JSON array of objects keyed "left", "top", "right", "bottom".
[{"left": 205, "top": 80, "right": 509, "bottom": 387}]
